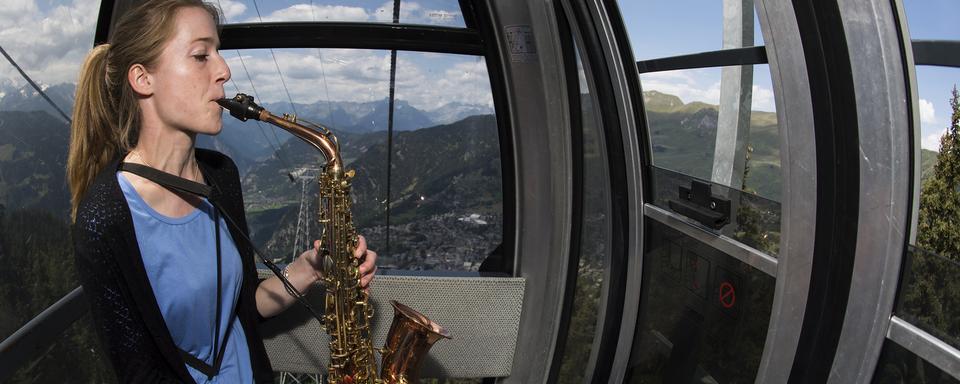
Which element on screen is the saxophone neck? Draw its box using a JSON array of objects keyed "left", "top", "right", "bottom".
[{"left": 218, "top": 93, "right": 344, "bottom": 174}]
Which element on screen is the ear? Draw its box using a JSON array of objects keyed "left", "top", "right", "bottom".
[{"left": 127, "top": 63, "right": 153, "bottom": 97}]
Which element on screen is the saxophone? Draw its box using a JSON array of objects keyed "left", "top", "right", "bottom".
[{"left": 218, "top": 94, "right": 450, "bottom": 384}]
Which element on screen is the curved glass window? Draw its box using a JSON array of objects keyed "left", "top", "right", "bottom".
[
  {"left": 215, "top": 0, "right": 467, "bottom": 28},
  {"left": 895, "top": 67, "right": 960, "bottom": 354},
  {"left": 871, "top": 1, "right": 960, "bottom": 381},
  {"left": 556, "top": 38, "right": 612, "bottom": 382},
  {"left": 873, "top": 339, "right": 959, "bottom": 384},
  {"left": 618, "top": 0, "right": 781, "bottom": 382},
  {"left": 617, "top": 1, "right": 765, "bottom": 61},
  {"left": 212, "top": 48, "right": 502, "bottom": 272},
  {"left": 0, "top": 0, "right": 114, "bottom": 381}
]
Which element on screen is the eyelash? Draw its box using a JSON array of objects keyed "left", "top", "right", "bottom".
[{"left": 193, "top": 54, "right": 209, "bottom": 63}]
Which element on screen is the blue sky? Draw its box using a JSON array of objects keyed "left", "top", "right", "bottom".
[
  {"left": 0, "top": 0, "right": 955, "bottom": 149},
  {"left": 617, "top": 0, "right": 959, "bottom": 151}
]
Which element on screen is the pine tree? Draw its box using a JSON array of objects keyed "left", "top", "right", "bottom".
[
  {"left": 886, "top": 85, "right": 960, "bottom": 383},
  {"left": 917, "top": 86, "right": 960, "bottom": 259}
]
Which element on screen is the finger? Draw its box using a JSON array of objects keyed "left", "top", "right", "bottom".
[
  {"left": 360, "top": 267, "right": 376, "bottom": 287},
  {"left": 354, "top": 235, "right": 367, "bottom": 258},
  {"left": 359, "top": 250, "right": 377, "bottom": 274}
]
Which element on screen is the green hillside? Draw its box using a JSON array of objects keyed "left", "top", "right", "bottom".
[
  {"left": 242, "top": 115, "right": 504, "bottom": 268},
  {"left": 644, "top": 91, "right": 782, "bottom": 200},
  {"left": 0, "top": 111, "right": 71, "bottom": 219}
]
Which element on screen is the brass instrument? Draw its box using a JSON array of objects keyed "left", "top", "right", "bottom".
[{"left": 218, "top": 94, "right": 450, "bottom": 384}]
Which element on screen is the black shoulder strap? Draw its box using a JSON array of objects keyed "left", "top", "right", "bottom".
[
  {"left": 119, "top": 161, "right": 230, "bottom": 379},
  {"left": 120, "top": 162, "right": 213, "bottom": 199}
]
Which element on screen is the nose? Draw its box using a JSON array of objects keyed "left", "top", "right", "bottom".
[{"left": 215, "top": 52, "right": 231, "bottom": 84}]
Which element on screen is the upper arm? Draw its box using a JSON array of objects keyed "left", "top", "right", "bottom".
[{"left": 73, "top": 213, "right": 181, "bottom": 382}]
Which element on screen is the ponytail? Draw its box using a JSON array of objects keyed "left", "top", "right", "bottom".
[
  {"left": 67, "top": 1, "right": 222, "bottom": 221},
  {"left": 68, "top": 44, "right": 117, "bottom": 221}
]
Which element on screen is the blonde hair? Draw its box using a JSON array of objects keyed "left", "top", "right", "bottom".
[{"left": 68, "top": 0, "right": 220, "bottom": 220}]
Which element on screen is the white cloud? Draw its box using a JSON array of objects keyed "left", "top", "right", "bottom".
[
  {"left": 641, "top": 70, "right": 777, "bottom": 113},
  {"left": 223, "top": 49, "right": 492, "bottom": 111},
  {"left": 373, "top": 1, "right": 461, "bottom": 25},
  {"left": 919, "top": 98, "right": 937, "bottom": 124},
  {"left": 215, "top": 0, "right": 246, "bottom": 21},
  {"left": 641, "top": 70, "right": 721, "bottom": 105},
  {"left": 922, "top": 128, "right": 946, "bottom": 152},
  {"left": 0, "top": 0, "right": 100, "bottom": 87},
  {"left": 245, "top": 4, "right": 369, "bottom": 23},
  {"left": 751, "top": 85, "right": 775, "bottom": 112}
]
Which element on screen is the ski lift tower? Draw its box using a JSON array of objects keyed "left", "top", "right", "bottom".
[{"left": 288, "top": 167, "right": 320, "bottom": 264}]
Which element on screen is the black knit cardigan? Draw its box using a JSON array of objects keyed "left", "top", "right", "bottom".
[{"left": 73, "top": 149, "right": 274, "bottom": 383}]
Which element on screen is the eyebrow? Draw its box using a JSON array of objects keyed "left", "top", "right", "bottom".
[{"left": 192, "top": 36, "right": 219, "bottom": 48}]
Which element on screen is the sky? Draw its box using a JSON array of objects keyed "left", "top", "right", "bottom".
[
  {"left": 617, "top": 0, "right": 960, "bottom": 152},
  {"left": 0, "top": 0, "right": 955, "bottom": 149},
  {"left": 0, "top": 0, "right": 492, "bottom": 113}
]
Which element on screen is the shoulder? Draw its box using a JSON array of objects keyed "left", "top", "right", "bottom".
[
  {"left": 196, "top": 148, "right": 238, "bottom": 176},
  {"left": 74, "top": 157, "right": 127, "bottom": 239}
]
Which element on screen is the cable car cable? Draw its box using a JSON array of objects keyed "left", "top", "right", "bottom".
[
  {"left": 384, "top": 0, "right": 401, "bottom": 257},
  {"left": 251, "top": 0, "right": 300, "bottom": 119},
  {"left": 0, "top": 45, "right": 71, "bottom": 124},
  {"left": 214, "top": 0, "right": 292, "bottom": 172}
]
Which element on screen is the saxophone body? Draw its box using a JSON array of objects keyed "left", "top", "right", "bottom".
[{"left": 218, "top": 94, "right": 450, "bottom": 384}]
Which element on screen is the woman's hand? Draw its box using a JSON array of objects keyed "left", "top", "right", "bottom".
[
  {"left": 291, "top": 235, "right": 378, "bottom": 289},
  {"left": 257, "top": 235, "right": 378, "bottom": 317},
  {"left": 355, "top": 235, "right": 378, "bottom": 289}
]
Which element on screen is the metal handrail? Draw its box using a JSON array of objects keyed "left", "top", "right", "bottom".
[{"left": 0, "top": 286, "right": 88, "bottom": 382}]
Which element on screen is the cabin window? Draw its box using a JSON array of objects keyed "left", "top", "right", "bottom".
[
  {"left": 210, "top": 48, "right": 503, "bottom": 272},
  {"left": 215, "top": 0, "right": 467, "bottom": 28}
]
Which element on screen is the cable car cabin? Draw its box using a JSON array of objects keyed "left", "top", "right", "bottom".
[{"left": 0, "top": 0, "right": 958, "bottom": 383}]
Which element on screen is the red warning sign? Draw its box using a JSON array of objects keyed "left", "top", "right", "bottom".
[{"left": 719, "top": 281, "right": 736, "bottom": 309}]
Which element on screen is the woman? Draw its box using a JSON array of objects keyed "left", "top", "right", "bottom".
[{"left": 68, "top": 1, "right": 376, "bottom": 382}]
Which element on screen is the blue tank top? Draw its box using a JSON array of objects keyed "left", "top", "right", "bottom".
[{"left": 118, "top": 173, "right": 254, "bottom": 383}]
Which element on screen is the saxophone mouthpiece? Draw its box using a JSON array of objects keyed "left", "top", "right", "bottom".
[{"left": 217, "top": 93, "right": 264, "bottom": 122}]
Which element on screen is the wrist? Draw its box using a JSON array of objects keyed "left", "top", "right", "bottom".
[{"left": 284, "top": 259, "right": 319, "bottom": 292}]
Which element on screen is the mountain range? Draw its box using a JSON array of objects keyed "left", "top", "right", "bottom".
[{"left": 0, "top": 83, "right": 941, "bottom": 249}]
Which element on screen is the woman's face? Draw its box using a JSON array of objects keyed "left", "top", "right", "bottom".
[{"left": 148, "top": 6, "right": 230, "bottom": 136}]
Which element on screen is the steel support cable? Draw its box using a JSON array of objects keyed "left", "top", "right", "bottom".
[
  {"left": 251, "top": 0, "right": 299, "bottom": 118},
  {"left": 309, "top": 0, "right": 339, "bottom": 130},
  {"left": 215, "top": 0, "right": 292, "bottom": 172},
  {"left": 384, "top": 0, "right": 401, "bottom": 257},
  {"left": 0, "top": 45, "right": 71, "bottom": 123}
]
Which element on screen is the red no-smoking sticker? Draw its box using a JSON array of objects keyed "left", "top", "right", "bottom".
[{"left": 719, "top": 281, "right": 736, "bottom": 309}]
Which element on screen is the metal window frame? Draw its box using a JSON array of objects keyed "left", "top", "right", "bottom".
[
  {"left": 871, "top": 2, "right": 960, "bottom": 382},
  {"left": 601, "top": 0, "right": 819, "bottom": 382},
  {"left": 555, "top": 1, "right": 634, "bottom": 382},
  {"left": 218, "top": 22, "right": 483, "bottom": 55},
  {"left": 636, "top": 46, "right": 768, "bottom": 73},
  {"left": 912, "top": 40, "right": 960, "bottom": 67},
  {"left": 887, "top": 316, "right": 960, "bottom": 381},
  {"left": 826, "top": 0, "right": 913, "bottom": 382},
  {"left": 545, "top": 5, "right": 589, "bottom": 383},
  {"left": 750, "top": 0, "right": 819, "bottom": 382},
  {"left": 643, "top": 204, "right": 777, "bottom": 276},
  {"left": 782, "top": 1, "right": 863, "bottom": 382}
]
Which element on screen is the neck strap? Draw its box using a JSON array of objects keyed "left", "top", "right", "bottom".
[
  {"left": 120, "top": 162, "right": 213, "bottom": 199},
  {"left": 119, "top": 161, "right": 229, "bottom": 379}
]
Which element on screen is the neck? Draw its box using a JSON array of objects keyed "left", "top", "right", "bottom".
[{"left": 128, "top": 130, "right": 201, "bottom": 182}]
